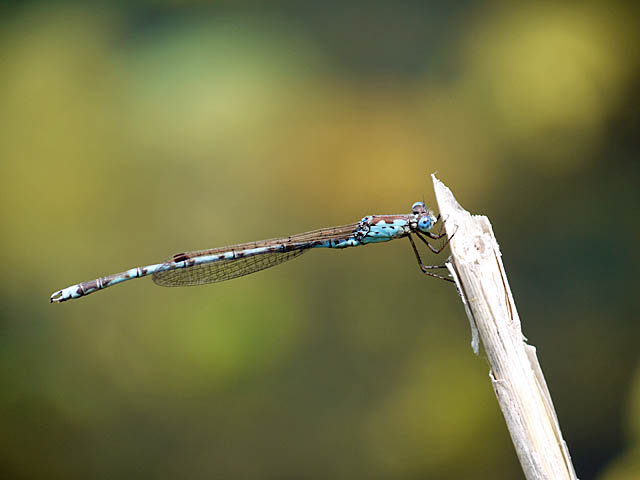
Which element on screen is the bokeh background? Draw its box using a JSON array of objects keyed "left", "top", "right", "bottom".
[{"left": 1, "top": 1, "right": 639, "bottom": 479}]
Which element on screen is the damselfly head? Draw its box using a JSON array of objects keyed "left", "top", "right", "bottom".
[{"left": 411, "top": 202, "right": 437, "bottom": 233}]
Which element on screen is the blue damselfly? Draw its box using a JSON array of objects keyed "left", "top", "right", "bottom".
[{"left": 50, "top": 201, "right": 453, "bottom": 303}]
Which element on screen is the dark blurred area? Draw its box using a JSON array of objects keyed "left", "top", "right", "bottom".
[{"left": 1, "top": 1, "right": 639, "bottom": 479}]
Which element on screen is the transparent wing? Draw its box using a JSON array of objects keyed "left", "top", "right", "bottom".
[
  {"left": 151, "top": 222, "right": 359, "bottom": 287},
  {"left": 152, "top": 249, "right": 308, "bottom": 287}
]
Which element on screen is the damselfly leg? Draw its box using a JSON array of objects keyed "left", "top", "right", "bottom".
[
  {"left": 407, "top": 235, "right": 452, "bottom": 282},
  {"left": 407, "top": 217, "right": 457, "bottom": 282}
]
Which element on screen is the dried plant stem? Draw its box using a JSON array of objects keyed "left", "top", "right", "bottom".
[{"left": 432, "top": 175, "right": 578, "bottom": 480}]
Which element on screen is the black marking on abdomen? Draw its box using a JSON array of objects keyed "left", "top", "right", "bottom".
[{"left": 172, "top": 252, "right": 190, "bottom": 263}]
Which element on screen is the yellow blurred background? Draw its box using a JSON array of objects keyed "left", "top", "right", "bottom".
[{"left": 1, "top": 1, "right": 639, "bottom": 479}]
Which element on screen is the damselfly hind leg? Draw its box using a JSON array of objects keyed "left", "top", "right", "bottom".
[{"left": 407, "top": 234, "right": 453, "bottom": 282}]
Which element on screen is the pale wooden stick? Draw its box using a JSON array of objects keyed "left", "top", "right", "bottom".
[{"left": 432, "top": 175, "right": 578, "bottom": 480}]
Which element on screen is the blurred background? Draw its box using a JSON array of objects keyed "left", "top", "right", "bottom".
[{"left": 1, "top": 1, "right": 639, "bottom": 479}]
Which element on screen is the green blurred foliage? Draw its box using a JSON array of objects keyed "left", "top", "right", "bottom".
[{"left": 1, "top": 1, "right": 639, "bottom": 479}]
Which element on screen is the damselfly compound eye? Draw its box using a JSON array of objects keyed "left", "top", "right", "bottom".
[{"left": 418, "top": 215, "right": 432, "bottom": 232}]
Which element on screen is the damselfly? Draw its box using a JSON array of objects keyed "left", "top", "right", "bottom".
[{"left": 50, "top": 201, "right": 454, "bottom": 303}]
